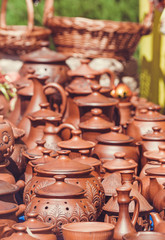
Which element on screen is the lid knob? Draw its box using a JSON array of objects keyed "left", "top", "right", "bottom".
[
  {"left": 54, "top": 175, "right": 66, "bottom": 182},
  {"left": 152, "top": 126, "right": 161, "bottom": 133},
  {"left": 91, "top": 84, "right": 101, "bottom": 92},
  {"left": 91, "top": 108, "right": 102, "bottom": 116},
  {"left": 148, "top": 106, "right": 155, "bottom": 112},
  {"left": 79, "top": 149, "right": 90, "bottom": 156},
  {"left": 42, "top": 149, "right": 52, "bottom": 156},
  {"left": 57, "top": 150, "right": 71, "bottom": 156},
  {"left": 12, "top": 225, "right": 26, "bottom": 232},
  {"left": 110, "top": 126, "right": 120, "bottom": 132},
  {"left": 158, "top": 144, "right": 165, "bottom": 152},
  {"left": 40, "top": 41, "right": 49, "bottom": 48},
  {"left": 114, "top": 152, "right": 126, "bottom": 159},
  {"left": 36, "top": 139, "right": 46, "bottom": 147},
  {"left": 139, "top": 109, "right": 148, "bottom": 114},
  {"left": 84, "top": 74, "right": 95, "bottom": 80},
  {"left": 27, "top": 212, "right": 38, "bottom": 219},
  {"left": 71, "top": 129, "right": 82, "bottom": 136},
  {"left": 39, "top": 103, "right": 50, "bottom": 109},
  {"left": 159, "top": 158, "right": 165, "bottom": 166}
]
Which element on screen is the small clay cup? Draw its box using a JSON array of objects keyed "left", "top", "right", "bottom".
[{"left": 62, "top": 222, "right": 114, "bottom": 240}]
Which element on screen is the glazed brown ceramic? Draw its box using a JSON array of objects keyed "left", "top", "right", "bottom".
[
  {"left": 23, "top": 150, "right": 105, "bottom": 218},
  {"left": 62, "top": 222, "right": 114, "bottom": 240},
  {"left": 74, "top": 84, "right": 119, "bottom": 124},
  {"left": 150, "top": 212, "right": 165, "bottom": 233},
  {"left": 122, "top": 232, "right": 165, "bottom": 240},
  {"left": 103, "top": 170, "right": 152, "bottom": 231},
  {"left": 112, "top": 186, "right": 139, "bottom": 240},
  {"left": 25, "top": 175, "right": 97, "bottom": 240},
  {"left": 125, "top": 106, "right": 165, "bottom": 142},
  {"left": 93, "top": 126, "right": 140, "bottom": 164},
  {"left": 74, "top": 149, "right": 101, "bottom": 177},
  {"left": 58, "top": 129, "right": 96, "bottom": 159},
  {"left": 79, "top": 108, "right": 113, "bottom": 143},
  {"left": 1, "top": 225, "right": 39, "bottom": 240},
  {"left": 19, "top": 41, "right": 69, "bottom": 86},
  {"left": 14, "top": 212, "right": 56, "bottom": 240},
  {"left": 102, "top": 152, "right": 137, "bottom": 178}
]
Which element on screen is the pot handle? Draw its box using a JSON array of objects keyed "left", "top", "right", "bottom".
[
  {"left": 130, "top": 196, "right": 140, "bottom": 227},
  {"left": 1, "top": 225, "right": 13, "bottom": 238},
  {"left": 97, "top": 68, "right": 115, "bottom": 90},
  {"left": 0, "top": 0, "right": 34, "bottom": 31},
  {"left": 15, "top": 204, "right": 26, "bottom": 217},
  {"left": 43, "top": 0, "right": 54, "bottom": 24},
  {"left": 134, "top": 175, "right": 143, "bottom": 193},
  {"left": 16, "top": 180, "right": 25, "bottom": 190},
  {"left": 43, "top": 82, "right": 67, "bottom": 117},
  {"left": 54, "top": 123, "right": 76, "bottom": 134}
]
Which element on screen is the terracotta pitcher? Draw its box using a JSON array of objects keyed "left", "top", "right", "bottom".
[
  {"left": 113, "top": 186, "right": 139, "bottom": 240},
  {"left": 18, "top": 74, "right": 67, "bottom": 139}
]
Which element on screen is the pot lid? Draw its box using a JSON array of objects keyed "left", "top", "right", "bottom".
[
  {"left": 66, "top": 75, "right": 111, "bottom": 95},
  {"left": 25, "top": 140, "right": 46, "bottom": 159},
  {"left": 58, "top": 129, "right": 95, "bottom": 150},
  {"left": 35, "top": 150, "right": 92, "bottom": 176},
  {"left": 28, "top": 103, "right": 62, "bottom": 121},
  {"left": 144, "top": 144, "right": 165, "bottom": 161},
  {"left": 74, "top": 150, "right": 101, "bottom": 167},
  {"left": 145, "top": 158, "right": 165, "bottom": 176},
  {"left": 142, "top": 126, "right": 165, "bottom": 141},
  {"left": 0, "top": 180, "right": 19, "bottom": 196},
  {"left": 134, "top": 106, "right": 165, "bottom": 122},
  {"left": 0, "top": 200, "right": 18, "bottom": 215},
  {"left": 35, "top": 175, "right": 85, "bottom": 198},
  {"left": 67, "top": 59, "right": 101, "bottom": 77},
  {"left": 20, "top": 41, "right": 67, "bottom": 63},
  {"left": 30, "top": 149, "right": 55, "bottom": 166},
  {"left": 14, "top": 212, "right": 53, "bottom": 232},
  {"left": 102, "top": 152, "right": 137, "bottom": 171},
  {"left": 79, "top": 108, "right": 113, "bottom": 130},
  {"left": 74, "top": 84, "right": 118, "bottom": 107},
  {"left": 96, "top": 126, "right": 134, "bottom": 144}
]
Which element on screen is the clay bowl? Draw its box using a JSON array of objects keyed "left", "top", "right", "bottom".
[
  {"left": 122, "top": 231, "right": 165, "bottom": 240},
  {"left": 62, "top": 222, "right": 114, "bottom": 240}
]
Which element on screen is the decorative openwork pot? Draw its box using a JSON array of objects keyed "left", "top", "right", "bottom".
[{"left": 25, "top": 175, "right": 97, "bottom": 240}]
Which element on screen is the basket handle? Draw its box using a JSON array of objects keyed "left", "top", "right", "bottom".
[
  {"left": 141, "top": 0, "right": 154, "bottom": 29},
  {"left": 43, "top": 0, "right": 54, "bottom": 25},
  {"left": 0, "top": 0, "right": 34, "bottom": 31}
]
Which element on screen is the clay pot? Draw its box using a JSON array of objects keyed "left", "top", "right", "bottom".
[
  {"left": 23, "top": 150, "right": 105, "bottom": 218},
  {"left": 152, "top": 184, "right": 165, "bottom": 213},
  {"left": 93, "top": 126, "right": 140, "bottom": 164},
  {"left": 122, "top": 232, "right": 165, "bottom": 240},
  {"left": 140, "top": 126, "right": 165, "bottom": 169},
  {"left": 140, "top": 143, "right": 165, "bottom": 179},
  {"left": 0, "top": 222, "right": 12, "bottom": 238},
  {"left": 62, "top": 222, "right": 114, "bottom": 240},
  {"left": 102, "top": 152, "right": 137, "bottom": 178},
  {"left": 19, "top": 41, "right": 69, "bottom": 86},
  {"left": 0, "top": 200, "right": 25, "bottom": 228},
  {"left": 0, "top": 160, "right": 16, "bottom": 184},
  {"left": 25, "top": 175, "right": 97, "bottom": 240},
  {"left": 150, "top": 212, "right": 165, "bottom": 233},
  {"left": 79, "top": 108, "right": 113, "bottom": 143},
  {"left": 125, "top": 106, "right": 165, "bottom": 142},
  {"left": 1, "top": 225, "right": 39, "bottom": 240},
  {"left": 103, "top": 170, "right": 152, "bottom": 231},
  {"left": 74, "top": 84, "right": 119, "bottom": 124},
  {"left": 112, "top": 186, "right": 139, "bottom": 240},
  {"left": 0, "top": 179, "right": 24, "bottom": 204},
  {"left": 14, "top": 212, "right": 56, "bottom": 240},
  {"left": 141, "top": 158, "right": 165, "bottom": 204},
  {"left": 58, "top": 129, "right": 95, "bottom": 159},
  {"left": 74, "top": 149, "right": 101, "bottom": 177}
]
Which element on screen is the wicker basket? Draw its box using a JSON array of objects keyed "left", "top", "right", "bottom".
[
  {"left": 0, "top": 0, "right": 51, "bottom": 55},
  {"left": 43, "top": 0, "right": 154, "bottom": 60}
]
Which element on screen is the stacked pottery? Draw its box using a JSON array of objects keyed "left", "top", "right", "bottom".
[
  {"left": 25, "top": 175, "right": 97, "bottom": 240},
  {"left": 23, "top": 150, "right": 105, "bottom": 218},
  {"left": 103, "top": 170, "right": 152, "bottom": 231}
]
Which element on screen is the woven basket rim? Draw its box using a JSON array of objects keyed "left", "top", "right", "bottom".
[{"left": 47, "top": 15, "right": 147, "bottom": 33}]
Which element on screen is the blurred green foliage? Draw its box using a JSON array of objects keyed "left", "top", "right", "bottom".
[{"left": 1, "top": 0, "right": 139, "bottom": 26}]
